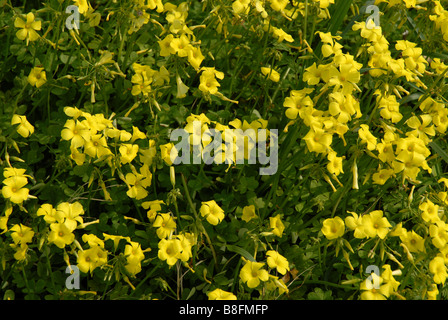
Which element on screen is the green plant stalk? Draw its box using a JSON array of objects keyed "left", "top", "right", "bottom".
[{"left": 180, "top": 173, "right": 219, "bottom": 271}]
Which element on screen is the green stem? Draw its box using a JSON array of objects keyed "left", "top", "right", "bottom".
[{"left": 180, "top": 173, "right": 219, "bottom": 271}]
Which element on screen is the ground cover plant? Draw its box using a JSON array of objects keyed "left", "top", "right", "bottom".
[{"left": 1, "top": 0, "right": 448, "bottom": 300}]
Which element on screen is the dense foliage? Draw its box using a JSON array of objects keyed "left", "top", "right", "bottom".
[{"left": 1, "top": 0, "right": 448, "bottom": 300}]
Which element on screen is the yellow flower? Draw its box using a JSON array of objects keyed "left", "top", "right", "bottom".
[
  {"left": 37, "top": 203, "right": 64, "bottom": 224},
  {"left": 158, "top": 34, "right": 176, "bottom": 57},
  {"left": 61, "top": 119, "right": 90, "bottom": 148},
  {"left": 187, "top": 46, "right": 205, "bottom": 70},
  {"left": 232, "top": 0, "right": 251, "bottom": 14},
  {"left": 269, "top": 214, "right": 285, "bottom": 237},
  {"left": 321, "top": 216, "right": 345, "bottom": 240},
  {"left": 103, "top": 233, "right": 131, "bottom": 251},
  {"left": 2, "top": 176, "right": 29, "bottom": 204},
  {"left": 266, "top": 250, "right": 290, "bottom": 275},
  {"left": 11, "top": 114, "right": 34, "bottom": 138},
  {"left": 174, "top": 233, "right": 194, "bottom": 262},
  {"left": 56, "top": 201, "right": 84, "bottom": 232},
  {"left": 84, "top": 134, "right": 110, "bottom": 158},
  {"left": 406, "top": 115, "right": 435, "bottom": 144},
  {"left": 358, "top": 124, "right": 377, "bottom": 151},
  {"left": 400, "top": 230, "right": 425, "bottom": 253},
  {"left": 48, "top": 222, "right": 75, "bottom": 248},
  {"left": 241, "top": 205, "right": 257, "bottom": 222},
  {"left": 207, "top": 288, "right": 237, "bottom": 300},
  {"left": 429, "top": 256, "right": 447, "bottom": 285},
  {"left": 429, "top": 221, "right": 448, "bottom": 249},
  {"left": 420, "top": 200, "right": 440, "bottom": 223},
  {"left": 119, "top": 144, "right": 139, "bottom": 164},
  {"left": 271, "top": 26, "right": 294, "bottom": 42},
  {"left": 10, "top": 224, "right": 34, "bottom": 245},
  {"left": 326, "top": 150, "right": 344, "bottom": 176},
  {"left": 426, "top": 284, "right": 439, "bottom": 300},
  {"left": 77, "top": 246, "right": 108, "bottom": 273},
  {"left": 14, "top": 12, "right": 41, "bottom": 45},
  {"left": 3, "top": 167, "right": 28, "bottom": 179},
  {"left": 170, "top": 34, "right": 192, "bottom": 57},
  {"left": 70, "top": 147, "right": 86, "bottom": 166},
  {"left": 303, "top": 127, "right": 333, "bottom": 154},
  {"left": 124, "top": 241, "right": 146, "bottom": 275},
  {"left": 160, "top": 142, "right": 178, "bottom": 166},
  {"left": 142, "top": 199, "right": 165, "bottom": 221},
  {"left": 131, "top": 72, "right": 152, "bottom": 96},
  {"left": 125, "top": 165, "right": 152, "bottom": 200},
  {"left": 362, "top": 210, "right": 391, "bottom": 239},
  {"left": 345, "top": 211, "right": 367, "bottom": 239},
  {"left": 153, "top": 213, "right": 177, "bottom": 239},
  {"left": 73, "top": 0, "right": 91, "bottom": 14},
  {"left": 261, "top": 67, "right": 280, "bottom": 82},
  {"left": 199, "top": 71, "right": 221, "bottom": 94},
  {"left": 158, "top": 238, "right": 182, "bottom": 266},
  {"left": 82, "top": 233, "right": 105, "bottom": 248},
  {"left": 200, "top": 200, "right": 225, "bottom": 225},
  {"left": 239, "top": 260, "right": 269, "bottom": 288},
  {"left": 28, "top": 67, "right": 47, "bottom": 88},
  {"left": 372, "top": 168, "right": 394, "bottom": 185},
  {"left": 360, "top": 272, "right": 387, "bottom": 300},
  {"left": 11, "top": 243, "right": 29, "bottom": 261}
]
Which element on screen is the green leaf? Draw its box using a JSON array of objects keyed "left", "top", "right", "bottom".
[
  {"left": 307, "top": 287, "right": 333, "bottom": 300},
  {"left": 429, "top": 141, "right": 448, "bottom": 164},
  {"left": 226, "top": 244, "right": 256, "bottom": 262}
]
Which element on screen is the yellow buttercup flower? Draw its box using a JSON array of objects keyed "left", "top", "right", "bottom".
[
  {"left": 358, "top": 124, "right": 377, "bottom": 151},
  {"left": 429, "top": 256, "right": 447, "bottom": 285},
  {"left": 261, "top": 67, "right": 280, "bottom": 82},
  {"left": 125, "top": 165, "right": 152, "bottom": 200},
  {"left": 269, "top": 214, "right": 285, "bottom": 237},
  {"left": 119, "top": 144, "right": 139, "bottom": 164},
  {"left": 77, "top": 246, "right": 108, "bottom": 273},
  {"left": 73, "top": 0, "right": 91, "bottom": 14},
  {"left": 84, "top": 134, "right": 110, "bottom": 158},
  {"left": 207, "top": 288, "right": 237, "bottom": 300},
  {"left": 345, "top": 211, "right": 367, "bottom": 239},
  {"left": 48, "top": 222, "right": 75, "bottom": 248},
  {"left": 321, "top": 216, "right": 345, "bottom": 240},
  {"left": 1, "top": 176, "right": 30, "bottom": 204},
  {"left": 153, "top": 213, "right": 177, "bottom": 239},
  {"left": 419, "top": 200, "right": 440, "bottom": 223},
  {"left": 56, "top": 201, "right": 85, "bottom": 231},
  {"left": 200, "top": 200, "right": 225, "bottom": 225},
  {"left": 158, "top": 238, "right": 182, "bottom": 266},
  {"left": 266, "top": 250, "right": 290, "bottom": 275},
  {"left": 362, "top": 210, "right": 391, "bottom": 239},
  {"left": 61, "top": 119, "right": 90, "bottom": 148},
  {"left": 142, "top": 199, "right": 165, "bottom": 221},
  {"left": 11, "top": 114, "right": 34, "bottom": 138},
  {"left": 37, "top": 203, "right": 64, "bottom": 224},
  {"left": 10, "top": 224, "right": 34, "bottom": 245},
  {"left": 124, "top": 241, "right": 146, "bottom": 275},
  {"left": 239, "top": 260, "right": 269, "bottom": 288},
  {"left": 173, "top": 233, "right": 194, "bottom": 262},
  {"left": 14, "top": 12, "right": 41, "bottom": 45},
  {"left": 28, "top": 67, "right": 46, "bottom": 88},
  {"left": 400, "top": 230, "right": 425, "bottom": 253}
]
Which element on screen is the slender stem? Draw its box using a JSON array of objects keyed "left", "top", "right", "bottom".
[{"left": 180, "top": 173, "right": 219, "bottom": 270}]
